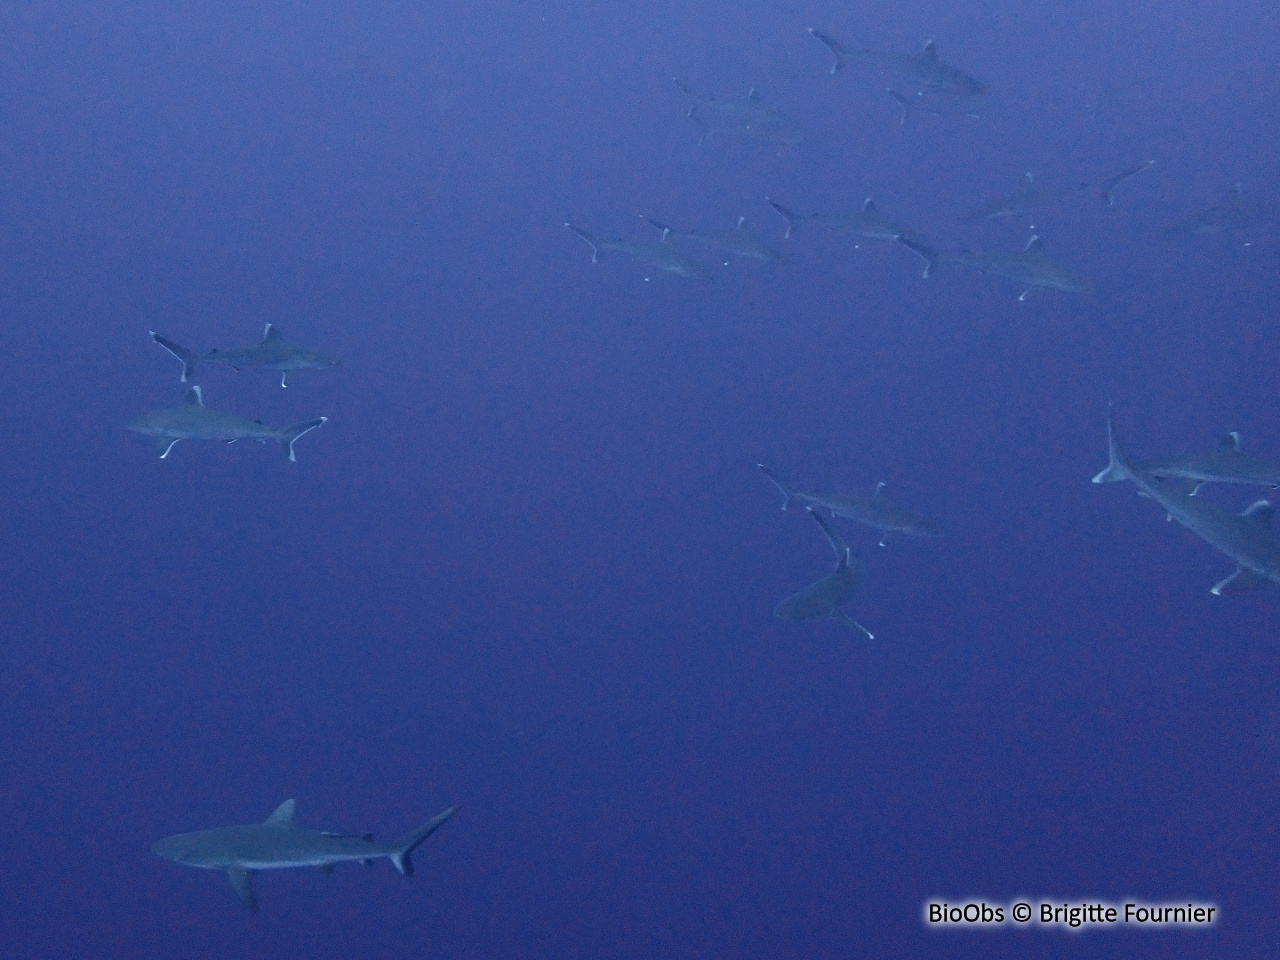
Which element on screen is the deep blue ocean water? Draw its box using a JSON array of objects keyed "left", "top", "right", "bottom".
[{"left": 1, "top": 1, "right": 1278, "bottom": 956}]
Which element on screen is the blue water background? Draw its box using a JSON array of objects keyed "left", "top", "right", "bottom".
[{"left": 1, "top": 0, "right": 1278, "bottom": 956}]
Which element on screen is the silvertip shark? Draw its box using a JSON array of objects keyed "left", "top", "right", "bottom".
[
  {"left": 151, "top": 325, "right": 341, "bottom": 388},
  {"left": 759, "top": 464, "right": 940, "bottom": 545},
  {"left": 774, "top": 506, "right": 874, "bottom": 638}
]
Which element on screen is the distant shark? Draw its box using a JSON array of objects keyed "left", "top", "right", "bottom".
[
  {"left": 673, "top": 80, "right": 806, "bottom": 145},
  {"left": 153, "top": 800, "right": 456, "bottom": 911},
  {"left": 128, "top": 385, "right": 327, "bottom": 461},
  {"left": 899, "top": 233, "right": 1086, "bottom": 300},
  {"left": 775, "top": 507, "right": 874, "bottom": 637},
  {"left": 961, "top": 172, "right": 1092, "bottom": 222},
  {"left": 1096, "top": 159, "right": 1155, "bottom": 207},
  {"left": 758, "top": 464, "right": 940, "bottom": 545},
  {"left": 151, "top": 325, "right": 340, "bottom": 388},
  {"left": 1092, "top": 430, "right": 1280, "bottom": 494},
  {"left": 566, "top": 222, "right": 714, "bottom": 279},
  {"left": 809, "top": 28, "right": 986, "bottom": 96},
  {"left": 1163, "top": 183, "right": 1251, "bottom": 236},
  {"left": 1092, "top": 410, "right": 1280, "bottom": 594},
  {"left": 766, "top": 197, "right": 917, "bottom": 245},
  {"left": 640, "top": 216, "right": 787, "bottom": 263}
]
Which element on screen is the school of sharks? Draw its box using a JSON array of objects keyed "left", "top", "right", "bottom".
[{"left": 126, "top": 23, "right": 1279, "bottom": 917}]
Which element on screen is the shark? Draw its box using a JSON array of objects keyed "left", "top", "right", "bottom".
[
  {"left": 640, "top": 216, "right": 787, "bottom": 263},
  {"left": 673, "top": 80, "right": 806, "bottom": 145},
  {"left": 961, "top": 172, "right": 1092, "bottom": 222},
  {"left": 1092, "top": 410, "right": 1280, "bottom": 594},
  {"left": 774, "top": 506, "right": 874, "bottom": 638},
  {"left": 758, "top": 464, "right": 940, "bottom": 546},
  {"left": 898, "top": 233, "right": 1086, "bottom": 300},
  {"left": 151, "top": 325, "right": 341, "bottom": 388},
  {"left": 766, "top": 197, "right": 917, "bottom": 245},
  {"left": 1096, "top": 159, "right": 1155, "bottom": 207},
  {"left": 887, "top": 87, "right": 982, "bottom": 125},
  {"left": 566, "top": 223, "right": 714, "bottom": 280},
  {"left": 153, "top": 800, "right": 456, "bottom": 911},
  {"left": 1163, "top": 183, "right": 1251, "bottom": 236},
  {"left": 1092, "top": 430, "right": 1280, "bottom": 494},
  {"left": 128, "top": 385, "right": 327, "bottom": 461},
  {"left": 809, "top": 28, "right": 986, "bottom": 96}
]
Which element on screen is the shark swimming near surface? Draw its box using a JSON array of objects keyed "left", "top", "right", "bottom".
[
  {"left": 128, "top": 385, "right": 327, "bottom": 461},
  {"left": 766, "top": 197, "right": 917, "bottom": 245},
  {"left": 774, "top": 507, "right": 874, "bottom": 638},
  {"left": 809, "top": 28, "right": 986, "bottom": 96},
  {"left": 673, "top": 80, "right": 806, "bottom": 145},
  {"left": 899, "top": 233, "right": 1086, "bottom": 300},
  {"left": 640, "top": 216, "right": 787, "bottom": 263},
  {"left": 758, "top": 464, "right": 940, "bottom": 545},
  {"left": 566, "top": 222, "right": 714, "bottom": 279},
  {"left": 1092, "top": 430, "right": 1280, "bottom": 493},
  {"left": 151, "top": 325, "right": 341, "bottom": 387},
  {"left": 1092, "top": 409, "right": 1280, "bottom": 594},
  {"left": 153, "top": 800, "right": 456, "bottom": 911}
]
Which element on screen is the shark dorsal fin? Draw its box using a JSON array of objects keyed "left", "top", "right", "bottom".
[
  {"left": 1024, "top": 234, "right": 1044, "bottom": 253},
  {"left": 1024, "top": 172, "right": 1035, "bottom": 184},
  {"left": 264, "top": 799, "right": 296, "bottom": 827},
  {"left": 736, "top": 216, "right": 747, "bottom": 229},
  {"left": 262, "top": 323, "right": 280, "bottom": 343},
  {"left": 184, "top": 386, "right": 204, "bottom": 406},
  {"left": 862, "top": 198, "right": 877, "bottom": 213},
  {"left": 874, "top": 481, "right": 886, "bottom": 496},
  {"left": 922, "top": 40, "right": 938, "bottom": 59},
  {"left": 748, "top": 88, "right": 760, "bottom": 102},
  {"left": 1219, "top": 431, "right": 1241, "bottom": 452},
  {"left": 1242, "top": 500, "right": 1274, "bottom": 529}
]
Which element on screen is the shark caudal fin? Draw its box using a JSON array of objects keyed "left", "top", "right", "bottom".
[
  {"left": 276, "top": 418, "right": 327, "bottom": 462},
  {"left": 887, "top": 89, "right": 913, "bottom": 126},
  {"left": 896, "top": 236, "right": 940, "bottom": 278},
  {"left": 388, "top": 806, "right": 457, "bottom": 877},
  {"left": 766, "top": 198, "right": 806, "bottom": 239},
  {"left": 150, "top": 332, "right": 199, "bottom": 383},
  {"left": 566, "top": 224, "right": 606, "bottom": 263},
  {"left": 1091, "top": 406, "right": 1129, "bottom": 484},
  {"left": 757, "top": 464, "right": 796, "bottom": 510},
  {"left": 808, "top": 28, "right": 849, "bottom": 74}
]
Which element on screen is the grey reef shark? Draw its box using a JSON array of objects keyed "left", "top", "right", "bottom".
[
  {"left": 673, "top": 79, "right": 807, "bottom": 146},
  {"left": 153, "top": 799, "right": 456, "bottom": 911},
  {"left": 809, "top": 28, "right": 986, "bottom": 96},
  {"left": 898, "top": 233, "right": 1087, "bottom": 300},
  {"left": 566, "top": 222, "right": 714, "bottom": 280},
  {"left": 1092, "top": 429, "right": 1280, "bottom": 494},
  {"left": 640, "top": 216, "right": 787, "bottom": 264},
  {"left": 128, "top": 385, "right": 327, "bottom": 461},
  {"left": 1092, "top": 410, "right": 1280, "bottom": 595},
  {"left": 766, "top": 197, "right": 919, "bottom": 247},
  {"left": 758, "top": 464, "right": 940, "bottom": 546},
  {"left": 151, "top": 324, "right": 341, "bottom": 388},
  {"left": 774, "top": 506, "right": 874, "bottom": 639}
]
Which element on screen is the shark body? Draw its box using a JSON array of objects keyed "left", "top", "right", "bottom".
[
  {"left": 899, "top": 234, "right": 1086, "bottom": 300},
  {"left": 774, "top": 507, "right": 874, "bottom": 638},
  {"left": 151, "top": 325, "right": 340, "bottom": 387},
  {"left": 767, "top": 197, "right": 916, "bottom": 244},
  {"left": 810, "top": 29, "right": 985, "bottom": 96},
  {"left": 566, "top": 223, "right": 713, "bottom": 279},
  {"left": 128, "top": 385, "right": 327, "bottom": 461},
  {"left": 153, "top": 800, "right": 456, "bottom": 911},
  {"left": 1092, "top": 411, "right": 1280, "bottom": 594},
  {"left": 1163, "top": 183, "right": 1251, "bottom": 236},
  {"left": 641, "top": 216, "right": 786, "bottom": 263},
  {"left": 758, "top": 464, "right": 939, "bottom": 545},
  {"left": 673, "top": 80, "right": 806, "bottom": 145},
  {"left": 1093, "top": 431, "right": 1280, "bottom": 493}
]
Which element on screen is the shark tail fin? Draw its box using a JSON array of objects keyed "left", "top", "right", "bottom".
[
  {"left": 566, "top": 223, "right": 604, "bottom": 263},
  {"left": 276, "top": 417, "right": 327, "bottom": 462},
  {"left": 896, "top": 236, "right": 939, "bottom": 278},
  {"left": 757, "top": 464, "right": 796, "bottom": 510},
  {"left": 1091, "top": 406, "right": 1128, "bottom": 483},
  {"left": 150, "top": 331, "right": 198, "bottom": 383},
  {"left": 642, "top": 215, "right": 675, "bottom": 235},
  {"left": 389, "top": 807, "right": 457, "bottom": 877},
  {"left": 765, "top": 198, "right": 805, "bottom": 239},
  {"left": 887, "top": 89, "right": 912, "bottom": 125},
  {"left": 808, "top": 28, "right": 848, "bottom": 74}
]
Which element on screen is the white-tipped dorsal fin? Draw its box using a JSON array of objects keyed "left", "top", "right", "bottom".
[
  {"left": 184, "top": 385, "right": 204, "bottom": 406},
  {"left": 1242, "top": 500, "right": 1274, "bottom": 529},
  {"left": 1025, "top": 234, "right": 1043, "bottom": 252},
  {"left": 1219, "top": 431, "right": 1241, "bottom": 452},
  {"left": 736, "top": 216, "right": 747, "bottom": 229},
  {"left": 922, "top": 40, "right": 938, "bottom": 59},
  {"left": 262, "top": 323, "right": 280, "bottom": 342},
  {"left": 264, "top": 799, "right": 296, "bottom": 827},
  {"left": 748, "top": 87, "right": 760, "bottom": 101},
  {"left": 862, "top": 198, "right": 877, "bottom": 213},
  {"left": 874, "top": 481, "right": 886, "bottom": 496}
]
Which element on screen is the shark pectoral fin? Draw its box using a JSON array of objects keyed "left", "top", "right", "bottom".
[
  {"left": 227, "top": 865, "right": 258, "bottom": 911},
  {"left": 1211, "top": 566, "right": 1265, "bottom": 596},
  {"left": 834, "top": 609, "right": 874, "bottom": 640},
  {"left": 1017, "top": 288, "right": 1033, "bottom": 302},
  {"left": 280, "top": 372, "right": 290, "bottom": 388},
  {"left": 878, "top": 533, "right": 890, "bottom": 547},
  {"left": 158, "top": 438, "right": 180, "bottom": 458},
  {"left": 1190, "top": 482, "right": 1204, "bottom": 496}
]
